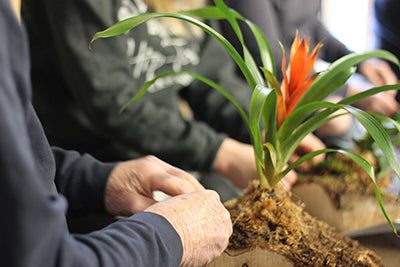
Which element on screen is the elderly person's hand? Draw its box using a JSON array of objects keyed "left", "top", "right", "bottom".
[
  {"left": 105, "top": 155, "right": 204, "bottom": 216},
  {"left": 146, "top": 190, "right": 232, "bottom": 267},
  {"left": 105, "top": 156, "right": 232, "bottom": 266}
]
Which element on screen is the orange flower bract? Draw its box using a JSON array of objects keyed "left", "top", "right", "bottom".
[{"left": 277, "top": 33, "right": 322, "bottom": 128}]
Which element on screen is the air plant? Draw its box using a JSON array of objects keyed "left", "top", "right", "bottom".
[{"left": 91, "top": 0, "right": 400, "bottom": 234}]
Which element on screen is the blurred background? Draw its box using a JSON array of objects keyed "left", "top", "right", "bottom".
[{"left": 321, "top": 0, "right": 374, "bottom": 52}]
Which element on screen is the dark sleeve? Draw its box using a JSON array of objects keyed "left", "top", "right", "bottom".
[
  {"left": 0, "top": 2, "right": 183, "bottom": 265},
  {"left": 52, "top": 147, "right": 115, "bottom": 215},
  {"left": 23, "top": 0, "right": 225, "bottom": 172}
]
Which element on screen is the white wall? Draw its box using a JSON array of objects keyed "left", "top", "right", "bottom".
[{"left": 321, "top": 0, "right": 374, "bottom": 52}]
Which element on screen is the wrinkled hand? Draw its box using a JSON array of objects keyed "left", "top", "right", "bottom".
[
  {"left": 359, "top": 58, "right": 398, "bottom": 87},
  {"left": 213, "top": 138, "right": 258, "bottom": 189},
  {"left": 105, "top": 155, "right": 203, "bottom": 216},
  {"left": 145, "top": 190, "right": 232, "bottom": 267}
]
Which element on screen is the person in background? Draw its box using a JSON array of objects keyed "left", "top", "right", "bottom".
[
  {"left": 21, "top": 0, "right": 314, "bottom": 200},
  {"left": 222, "top": 0, "right": 399, "bottom": 149},
  {"left": 373, "top": 0, "right": 400, "bottom": 80},
  {"left": 1, "top": 0, "right": 233, "bottom": 266}
]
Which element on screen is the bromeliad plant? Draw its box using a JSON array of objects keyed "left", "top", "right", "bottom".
[{"left": 91, "top": 0, "right": 400, "bottom": 234}]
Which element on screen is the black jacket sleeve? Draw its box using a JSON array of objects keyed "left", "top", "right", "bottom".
[{"left": 52, "top": 147, "right": 115, "bottom": 215}]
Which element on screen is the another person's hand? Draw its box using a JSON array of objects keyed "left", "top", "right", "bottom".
[
  {"left": 347, "top": 73, "right": 399, "bottom": 117},
  {"left": 105, "top": 155, "right": 203, "bottom": 216},
  {"left": 279, "top": 166, "right": 298, "bottom": 191},
  {"left": 213, "top": 138, "right": 299, "bottom": 190},
  {"left": 212, "top": 138, "right": 258, "bottom": 189},
  {"left": 145, "top": 190, "right": 232, "bottom": 267},
  {"left": 359, "top": 58, "right": 398, "bottom": 87},
  {"left": 289, "top": 133, "right": 326, "bottom": 172},
  {"left": 281, "top": 133, "right": 326, "bottom": 189}
]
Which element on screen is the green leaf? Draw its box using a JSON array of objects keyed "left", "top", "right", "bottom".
[
  {"left": 243, "top": 46, "right": 266, "bottom": 87},
  {"left": 344, "top": 106, "right": 400, "bottom": 190},
  {"left": 261, "top": 90, "right": 279, "bottom": 186},
  {"left": 179, "top": 6, "right": 237, "bottom": 20},
  {"left": 250, "top": 84, "right": 274, "bottom": 183},
  {"left": 120, "top": 71, "right": 250, "bottom": 131},
  {"left": 245, "top": 21, "right": 276, "bottom": 76},
  {"left": 296, "top": 66, "right": 356, "bottom": 108},
  {"left": 90, "top": 13, "right": 157, "bottom": 44},
  {"left": 260, "top": 67, "right": 281, "bottom": 94},
  {"left": 262, "top": 89, "right": 278, "bottom": 146},
  {"left": 279, "top": 101, "right": 340, "bottom": 144},
  {"left": 213, "top": 0, "right": 264, "bottom": 86},
  {"left": 91, "top": 12, "right": 257, "bottom": 90},
  {"left": 214, "top": 0, "right": 243, "bottom": 43},
  {"left": 372, "top": 113, "right": 400, "bottom": 136},
  {"left": 339, "top": 83, "right": 400, "bottom": 106},
  {"left": 297, "top": 50, "right": 399, "bottom": 109},
  {"left": 119, "top": 72, "right": 174, "bottom": 113},
  {"left": 180, "top": 4, "right": 274, "bottom": 83}
]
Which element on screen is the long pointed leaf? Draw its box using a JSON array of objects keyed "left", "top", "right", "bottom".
[
  {"left": 344, "top": 106, "right": 400, "bottom": 185},
  {"left": 260, "top": 89, "right": 279, "bottom": 185},
  {"left": 246, "top": 21, "right": 276, "bottom": 76},
  {"left": 250, "top": 84, "right": 274, "bottom": 184},
  {"left": 181, "top": 5, "right": 275, "bottom": 82},
  {"left": 91, "top": 12, "right": 257, "bottom": 89},
  {"left": 262, "top": 89, "right": 278, "bottom": 146},
  {"left": 296, "top": 66, "right": 356, "bottom": 108},
  {"left": 214, "top": 0, "right": 243, "bottom": 43},
  {"left": 339, "top": 84, "right": 400, "bottom": 106},
  {"left": 179, "top": 6, "right": 238, "bottom": 19},
  {"left": 261, "top": 67, "right": 281, "bottom": 94},
  {"left": 281, "top": 102, "right": 400, "bottom": 176},
  {"left": 297, "top": 50, "right": 399, "bottom": 108},
  {"left": 120, "top": 71, "right": 250, "bottom": 130},
  {"left": 213, "top": 0, "right": 264, "bottom": 86},
  {"left": 279, "top": 101, "right": 340, "bottom": 142}
]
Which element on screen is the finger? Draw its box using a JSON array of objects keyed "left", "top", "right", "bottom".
[
  {"left": 366, "top": 69, "right": 385, "bottom": 87},
  {"left": 360, "top": 60, "right": 390, "bottom": 86},
  {"left": 373, "top": 96, "right": 399, "bottom": 117},
  {"left": 147, "top": 167, "right": 202, "bottom": 196},
  {"left": 165, "top": 167, "right": 204, "bottom": 191},
  {"left": 377, "top": 63, "right": 399, "bottom": 85},
  {"left": 146, "top": 155, "right": 204, "bottom": 190},
  {"left": 289, "top": 153, "right": 299, "bottom": 164},
  {"left": 280, "top": 170, "right": 297, "bottom": 191},
  {"left": 129, "top": 195, "right": 157, "bottom": 213}
]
